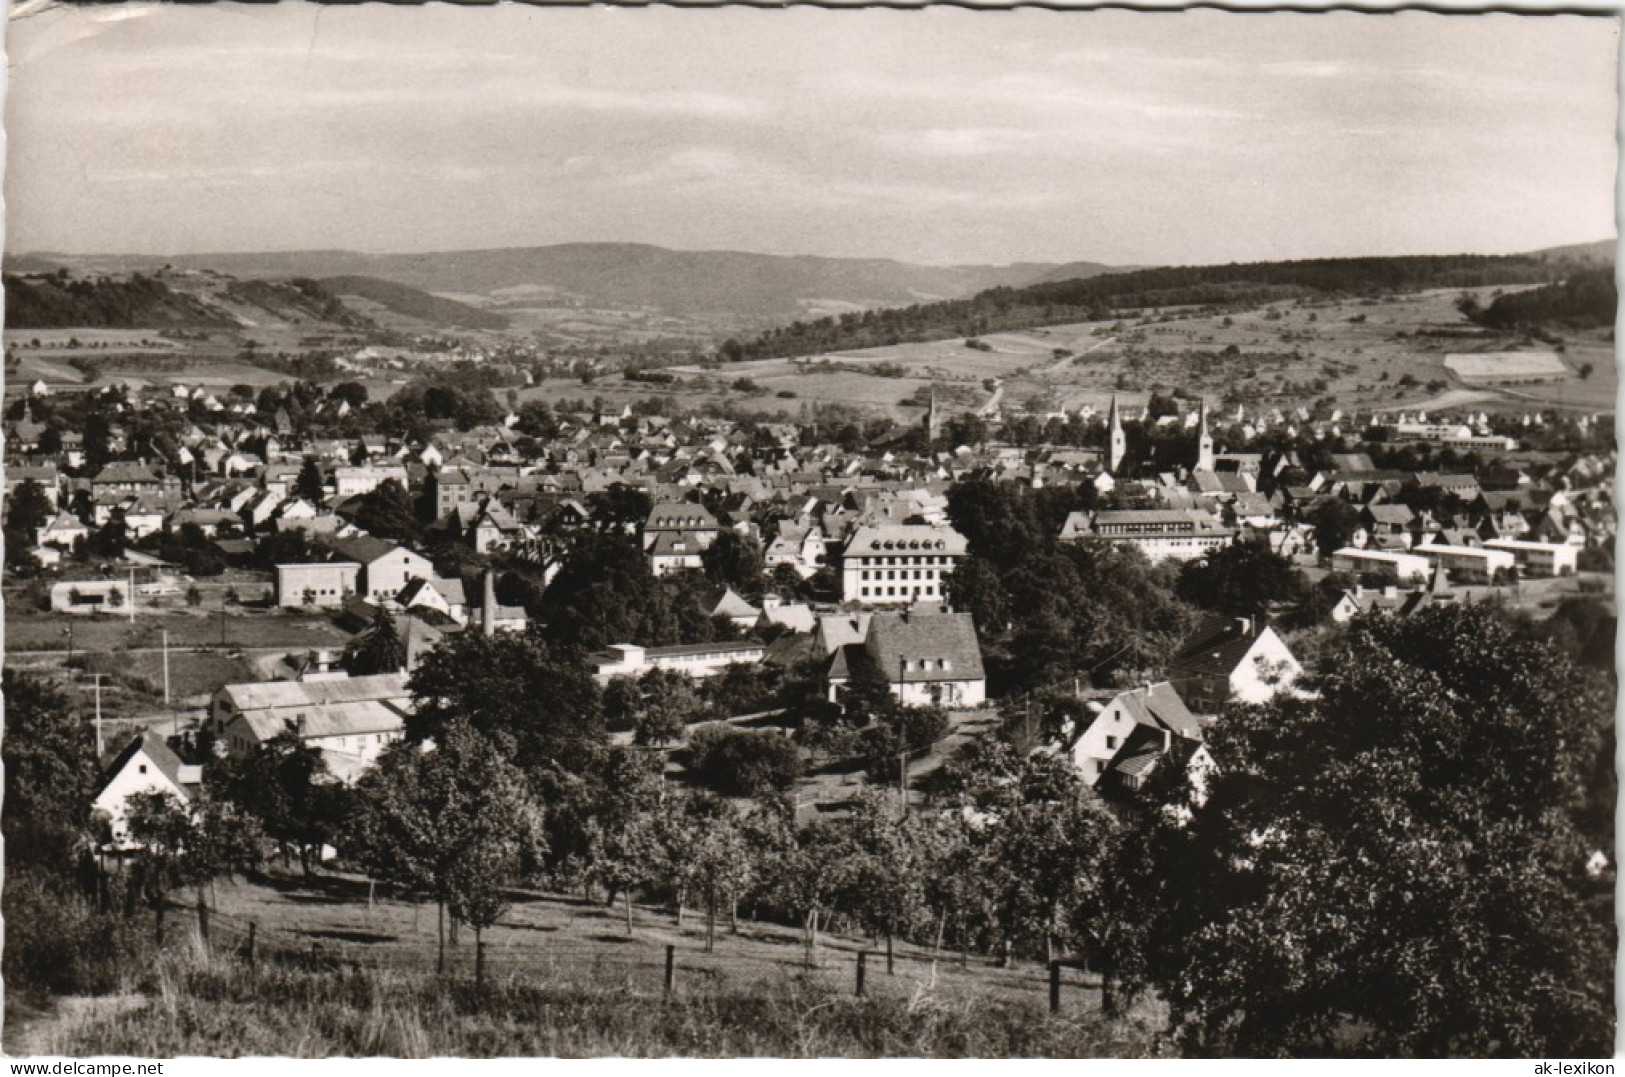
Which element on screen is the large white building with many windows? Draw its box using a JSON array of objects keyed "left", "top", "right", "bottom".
[{"left": 840, "top": 524, "right": 968, "bottom": 606}]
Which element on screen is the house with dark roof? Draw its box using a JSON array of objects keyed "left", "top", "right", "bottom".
[
  {"left": 1166, "top": 616, "right": 1302, "bottom": 715},
  {"left": 92, "top": 731, "right": 203, "bottom": 847},
  {"left": 826, "top": 609, "right": 986, "bottom": 709},
  {"left": 320, "top": 534, "right": 435, "bottom": 600},
  {"left": 1065, "top": 681, "right": 1203, "bottom": 789}
]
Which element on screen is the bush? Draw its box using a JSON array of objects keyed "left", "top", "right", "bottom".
[
  {"left": 3, "top": 867, "right": 153, "bottom": 997},
  {"left": 685, "top": 727, "right": 802, "bottom": 795}
]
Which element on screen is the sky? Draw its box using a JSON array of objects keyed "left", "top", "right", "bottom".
[{"left": 3, "top": 4, "right": 1618, "bottom": 267}]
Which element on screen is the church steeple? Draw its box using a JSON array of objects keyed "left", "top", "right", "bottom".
[
  {"left": 925, "top": 384, "right": 941, "bottom": 443},
  {"left": 1106, "top": 394, "right": 1126, "bottom": 474},
  {"left": 1195, "top": 397, "right": 1215, "bottom": 473}
]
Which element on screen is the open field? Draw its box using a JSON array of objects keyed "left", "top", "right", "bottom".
[
  {"left": 2, "top": 606, "right": 353, "bottom": 653},
  {"left": 518, "top": 285, "right": 1615, "bottom": 421},
  {"left": 5, "top": 866, "right": 1162, "bottom": 1059}
]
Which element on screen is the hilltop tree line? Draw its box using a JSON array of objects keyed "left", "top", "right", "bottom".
[
  {"left": 719, "top": 254, "right": 1580, "bottom": 364},
  {"left": 1463, "top": 266, "right": 1617, "bottom": 333}
]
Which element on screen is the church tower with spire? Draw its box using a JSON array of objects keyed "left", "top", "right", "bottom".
[
  {"left": 1195, "top": 397, "right": 1215, "bottom": 473},
  {"left": 925, "top": 384, "right": 941, "bottom": 443},
  {"left": 1106, "top": 394, "right": 1126, "bottom": 474}
]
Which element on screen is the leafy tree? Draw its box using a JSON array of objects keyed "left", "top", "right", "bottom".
[
  {"left": 701, "top": 531, "right": 766, "bottom": 599},
  {"left": 6, "top": 478, "right": 54, "bottom": 539},
  {"left": 1177, "top": 539, "right": 1304, "bottom": 618},
  {"left": 208, "top": 730, "right": 347, "bottom": 876},
  {"left": 407, "top": 629, "right": 605, "bottom": 777},
  {"left": 686, "top": 727, "right": 803, "bottom": 796},
  {"left": 350, "top": 722, "right": 545, "bottom": 976},
  {"left": 88, "top": 513, "right": 129, "bottom": 559},
  {"left": 629, "top": 668, "right": 705, "bottom": 747},
  {"left": 350, "top": 478, "right": 419, "bottom": 544},
  {"left": 580, "top": 747, "right": 666, "bottom": 933},
  {"left": 1307, "top": 498, "right": 1360, "bottom": 557},
  {"left": 345, "top": 608, "right": 405, "bottom": 676},
  {"left": 1, "top": 671, "right": 99, "bottom": 859},
  {"left": 1122, "top": 606, "right": 1614, "bottom": 1056},
  {"left": 585, "top": 484, "right": 652, "bottom": 533}
]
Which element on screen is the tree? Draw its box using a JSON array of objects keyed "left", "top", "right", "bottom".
[
  {"left": 351, "top": 479, "right": 419, "bottom": 544},
  {"left": 407, "top": 629, "right": 605, "bottom": 778},
  {"left": 1307, "top": 499, "right": 1360, "bottom": 557},
  {"left": 701, "top": 532, "right": 766, "bottom": 599},
  {"left": 687, "top": 727, "right": 802, "bottom": 796},
  {"left": 1121, "top": 606, "right": 1614, "bottom": 1056},
  {"left": 345, "top": 608, "right": 405, "bottom": 676},
  {"left": 208, "top": 730, "right": 347, "bottom": 876},
  {"left": 295, "top": 456, "right": 326, "bottom": 505},
  {"left": 351, "top": 722, "right": 545, "bottom": 978},
  {"left": 5, "top": 478, "right": 53, "bottom": 539},
  {"left": 629, "top": 668, "right": 705, "bottom": 747},
  {"left": 1177, "top": 539, "right": 1304, "bottom": 618},
  {"left": 1, "top": 671, "right": 99, "bottom": 859}
]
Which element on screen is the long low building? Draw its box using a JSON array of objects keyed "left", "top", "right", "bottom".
[
  {"left": 590, "top": 641, "right": 766, "bottom": 682},
  {"left": 1481, "top": 538, "right": 1579, "bottom": 577},
  {"left": 1063, "top": 509, "right": 1235, "bottom": 564},
  {"left": 1330, "top": 547, "right": 1431, "bottom": 584},
  {"left": 207, "top": 673, "right": 412, "bottom": 781},
  {"left": 1415, "top": 542, "right": 1517, "bottom": 583}
]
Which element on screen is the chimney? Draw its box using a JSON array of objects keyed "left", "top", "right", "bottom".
[{"left": 482, "top": 569, "right": 497, "bottom": 637}]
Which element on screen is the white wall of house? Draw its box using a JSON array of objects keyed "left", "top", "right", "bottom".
[{"left": 92, "top": 754, "right": 192, "bottom": 845}]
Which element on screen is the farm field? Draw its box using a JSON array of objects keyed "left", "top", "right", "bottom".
[
  {"left": 2, "top": 606, "right": 353, "bottom": 654},
  {"left": 523, "top": 285, "right": 1615, "bottom": 421}
]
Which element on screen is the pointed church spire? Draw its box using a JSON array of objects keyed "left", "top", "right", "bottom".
[
  {"left": 925, "top": 384, "right": 941, "bottom": 443},
  {"left": 1195, "top": 397, "right": 1215, "bottom": 473},
  {"left": 1106, "top": 394, "right": 1126, "bottom": 474}
]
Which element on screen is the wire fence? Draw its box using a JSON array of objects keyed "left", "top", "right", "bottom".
[{"left": 162, "top": 901, "right": 1104, "bottom": 1014}]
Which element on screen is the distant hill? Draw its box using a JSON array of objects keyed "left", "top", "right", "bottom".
[
  {"left": 6, "top": 244, "right": 1095, "bottom": 322},
  {"left": 725, "top": 250, "right": 1615, "bottom": 363},
  {"left": 2, "top": 269, "right": 369, "bottom": 332},
  {"left": 319, "top": 275, "right": 510, "bottom": 331}
]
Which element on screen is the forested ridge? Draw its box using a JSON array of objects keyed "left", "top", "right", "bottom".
[
  {"left": 723, "top": 253, "right": 1591, "bottom": 363},
  {"left": 1467, "top": 266, "right": 1617, "bottom": 332},
  {"left": 2, "top": 271, "right": 367, "bottom": 331}
]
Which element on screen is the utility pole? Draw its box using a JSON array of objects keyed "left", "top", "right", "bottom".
[
  {"left": 127, "top": 567, "right": 136, "bottom": 624},
  {"left": 898, "top": 750, "right": 909, "bottom": 815},
  {"left": 63, "top": 623, "right": 75, "bottom": 666},
  {"left": 162, "top": 628, "right": 172, "bottom": 717},
  {"left": 88, "top": 673, "right": 106, "bottom": 758},
  {"left": 219, "top": 608, "right": 228, "bottom": 649}
]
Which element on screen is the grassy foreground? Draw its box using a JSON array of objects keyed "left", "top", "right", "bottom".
[{"left": 26, "top": 943, "right": 1169, "bottom": 1057}]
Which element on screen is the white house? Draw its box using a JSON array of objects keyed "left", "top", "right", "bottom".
[
  {"left": 825, "top": 609, "right": 987, "bottom": 709},
  {"left": 1066, "top": 681, "right": 1205, "bottom": 789},
  {"left": 92, "top": 732, "right": 203, "bottom": 848},
  {"left": 1167, "top": 616, "right": 1302, "bottom": 714}
]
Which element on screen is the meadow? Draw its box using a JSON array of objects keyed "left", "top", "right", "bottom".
[{"left": 10, "top": 870, "right": 1167, "bottom": 1058}]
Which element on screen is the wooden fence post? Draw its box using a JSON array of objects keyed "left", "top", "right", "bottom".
[
  {"left": 1049, "top": 961, "right": 1062, "bottom": 1015},
  {"left": 247, "top": 922, "right": 257, "bottom": 969},
  {"left": 855, "top": 951, "right": 867, "bottom": 998},
  {"left": 664, "top": 944, "right": 676, "bottom": 996}
]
